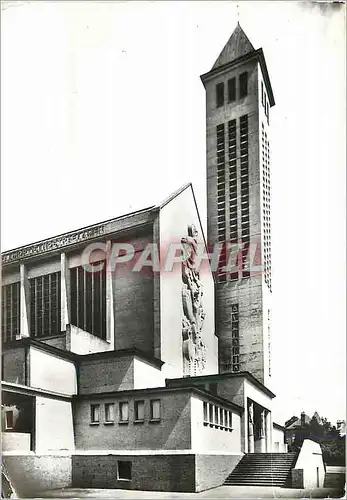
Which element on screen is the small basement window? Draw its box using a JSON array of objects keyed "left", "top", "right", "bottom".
[{"left": 117, "top": 461, "right": 132, "bottom": 481}]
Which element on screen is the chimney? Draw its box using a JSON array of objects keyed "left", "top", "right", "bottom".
[{"left": 301, "top": 412, "right": 306, "bottom": 427}]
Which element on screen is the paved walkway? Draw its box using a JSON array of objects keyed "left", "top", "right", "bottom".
[{"left": 36, "top": 485, "right": 345, "bottom": 498}]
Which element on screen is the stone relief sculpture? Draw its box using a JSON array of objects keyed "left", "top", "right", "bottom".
[{"left": 181, "top": 224, "right": 207, "bottom": 376}]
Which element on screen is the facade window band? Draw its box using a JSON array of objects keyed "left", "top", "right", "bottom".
[
  {"left": 239, "top": 114, "right": 250, "bottom": 277},
  {"left": 203, "top": 401, "right": 233, "bottom": 431},
  {"left": 70, "top": 260, "right": 107, "bottom": 339},
  {"left": 29, "top": 272, "right": 61, "bottom": 338},
  {"left": 262, "top": 123, "right": 272, "bottom": 291},
  {"left": 216, "top": 123, "right": 227, "bottom": 282},
  {"left": 228, "top": 119, "right": 238, "bottom": 281},
  {"left": 1, "top": 281, "right": 20, "bottom": 343}
]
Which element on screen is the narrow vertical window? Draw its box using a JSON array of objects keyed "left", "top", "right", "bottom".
[
  {"left": 203, "top": 402, "right": 208, "bottom": 424},
  {"left": 214, "top": 405, "right": 219, "bottom": 427},
  {"left": 239, "top": 114, "right": 250, "bottom": 277},
  {"left": 216, "top": 123, "right": 226, "bottom": 282},
  {"left": 5, "top": 410, "right": 14, "bottom": 430},
  {"left": 228, "top": 77, "right": 236, "bottom": 102},
  {"left": 150, "top": 399, "right": 161, "bottom": 421},
  {"left": 239, "top": 72, "right": 248, "bottom": 98},
  {"left": 90, "top": 404, "right": 100, "bottom": 423},
  {"left": 261, "top": 82, "right": 265, "bottom": 106},
  {"left": 29, "top": 272, "right": 61, "bottom": 338},
  {"left": 134, "top": 401, "right": 144, "bottom": 422},
  {"left": 1, "top": 282, "right": 20, "bottom": 343},
  {"left": 105, "top": 403, "right": 114, "bottom": 423},
  {"left": 209, "top": 403, "right": 214, "bottom": 426},
  {"left": 70, "top": 260, "right": 106, "bottom": 339},
  {"left": 119, "top": 402, "right": 129, "bottom": 423},
  {"left": 216, "top": 82, "right": 224, "bottom": 108}
]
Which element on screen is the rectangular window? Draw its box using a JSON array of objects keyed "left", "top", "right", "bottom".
[
  {"left": 119, "top": 402, "right": 129, "bottom": 423},
  {"left": 214, "top": 405, "right": 219, "bottom": 427},
  {"left": 261, "top": 82, "right": 265, "bottom": 106},
  {"left": 220, "top": 407, "right": 224, "bottom": 427},
  {"left": 1, "top": 282, "right": 20, "bottom": 343},
  {"left": 239, "top": 72, "right": 248, "bottom": 99},
  {"left": 30, "top": 272, "right": 61, "bottom": 338},
  {"left": 228, "top": 411, "right": 233, "bottom": 430},
  {"left": 209, "top": 403, "right": 214, "bottom": 425},
  {"left": 203, "top": 402, "right": 208, "bottom": 424},
  {"left": 216, "top": 82, "right": 224, "bottom": 107},
  {"left": 117, "top": 461, "right": 132, "bottom": 481},
  {"left": 224, "top": 409, "right": 228, "bottom": 431},
  {"left": 70, "top": 261, "right": 106, "bottom": 340},
  {"left": 5, "top": 410, "right": 14, "bottom": 430},
  {"left": 105, "top": 403, "right": 114, "bottom": 423},
  {"left": 134, "top": 400, "right": 144, "bottom": 422},
  {"left": 150, "top": 399, "right": 161, "bottom": 421},
  {"left": 90, "top": 404, "right": 100, "bottom": 424},
  {"left": 228, "top": 77, "right": 236, "bottom": 102}
]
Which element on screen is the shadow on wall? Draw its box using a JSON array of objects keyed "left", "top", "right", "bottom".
[{"left": 291, "top": 439, "right": 325, "bottom": 488}]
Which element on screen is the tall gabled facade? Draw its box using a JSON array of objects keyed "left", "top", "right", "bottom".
[{"left": 201, "top": 23, "right": 275, "bottom": 386}]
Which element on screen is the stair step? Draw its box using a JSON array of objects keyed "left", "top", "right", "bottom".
[{"left": 224, "top": 452, "right": 297, "bottom": 488}]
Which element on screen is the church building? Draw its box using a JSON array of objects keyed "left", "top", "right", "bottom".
[{"left": 2, "top": 24, "right": 289, "bottom": 495}]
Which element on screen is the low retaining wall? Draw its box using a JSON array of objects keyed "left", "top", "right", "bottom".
[
  {"left": 72, "top": 454, "right": 195, "bottom": 492},
  {"left": 2, "top": 455, "right": 72, "bottom": 497},
  {"left": 195, "top": 454, "right": 243, "bottom": 492}
]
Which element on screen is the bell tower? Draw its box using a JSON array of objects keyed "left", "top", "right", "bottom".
[{"left": 201, "top": 23, "right": 275, "bottom": 385}]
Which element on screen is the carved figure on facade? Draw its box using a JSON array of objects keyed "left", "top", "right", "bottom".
[{"left": 181, "top": 224, "right": 207, "bottom": 376}]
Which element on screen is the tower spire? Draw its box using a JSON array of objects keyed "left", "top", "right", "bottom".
[{"left": 211, "top": 23, "right": 255, "bottom": 71}]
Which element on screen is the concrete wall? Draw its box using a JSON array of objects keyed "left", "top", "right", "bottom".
[
  {"left": 67, "top": 324, "right": 112, "bottom": 354},
  {"left": 133, "top": 357, "right": 164, "bottom": 389},
  {"left": 112, "top": 232, "right": 154, "bottom": 354},
  {"left": 190, "top": 394, "right": 241, "bottom": 453},
  {"left": 29, "top": 346, "right": 77, "bottom": 395},
  {"left": 74, "top": 391, "right": 191, "bottom": 451},
  {"left": 292, "top": 439, "right": 325, "bottom": 488},
  {"left": 195, "top": 454, "right": 243, "bottom": 492},
  {"left": 72, "top": 454, "right": 195, "bottom": 492},
  {"left": 2, "top": 348, "right": 26, "bottom": 385},
  {"left": 1, "top": 432, "right": 31, "bottom": 452},
  {"left": 35, "top": 397, "right": 74, "bottom": 452},
  {"left": 78, "top": 355, "right": 134, "bottom": 394},
  {"left": 2, "top": 455, "right": 72, "bottom": 497},
  {"left": 159, "top": 185, "right": 218, "bottom": 379},
  {"left": 40, "top": 334, "right": 67, "bottom": 350}
]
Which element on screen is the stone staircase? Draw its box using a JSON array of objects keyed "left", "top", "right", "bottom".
[{"left": 224, "top": 453, "right": 298, "bottom": 487}]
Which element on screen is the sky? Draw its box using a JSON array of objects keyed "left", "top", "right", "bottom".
[{"left": 1, "top": 1, "right": 346, "bottom": 425}]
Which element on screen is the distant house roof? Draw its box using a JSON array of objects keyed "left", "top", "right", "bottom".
[{"left": 285, "top": 411, "right": 321, "bottom": 430}]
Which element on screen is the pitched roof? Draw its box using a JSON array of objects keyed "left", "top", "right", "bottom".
[
  {"left": 286, "top": 413, "right": 311, "bottom": 429},
  {"left": 211, "top": 22, "right": 255, "bottom": 70}
]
